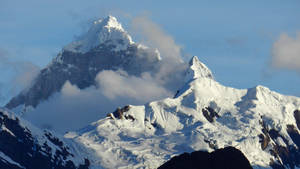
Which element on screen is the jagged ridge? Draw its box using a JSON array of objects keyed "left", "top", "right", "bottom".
[
  {"left": 68, "top": 56, "right": 300, "bottom": 169},
  {"left": 0, "top": 108, "right": 89, "bottom": 169}
]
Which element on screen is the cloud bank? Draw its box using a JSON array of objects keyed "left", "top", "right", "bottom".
[
  {"left": 271, "top": 32, "right": 300, "bottom": 71},
  {"left": 26, "top": 70, "right": 172, "bottom": 132}
]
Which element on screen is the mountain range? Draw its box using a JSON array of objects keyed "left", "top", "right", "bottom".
[{"left": 1, "top": 16, "right": 300, "bottom": 169}]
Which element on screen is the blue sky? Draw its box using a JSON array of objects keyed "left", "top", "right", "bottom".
[{"left": 0, "top": 0, "right": 300, "bottom": 104}]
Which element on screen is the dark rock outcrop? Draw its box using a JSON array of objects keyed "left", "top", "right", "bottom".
[
  {"left": 202, "top": 107, "right": 220, "bottom": 123},
  {"left": 204, "top": 139, "right": 218, "bottom": 150},
  {"left": 107, "top": 105, "right": 133, "bottom": 120},
  {"left": 259, "top": 117, "right": 300, "bottom": 169},
  {"left": 259, "top": 120, "right": 271, "bottom": 150},
  {"left": 294, "top": 110, "right": 300, "bottom": 130},
  {"left": 158, "top": 146, "right": 253, "bottom": 169}
]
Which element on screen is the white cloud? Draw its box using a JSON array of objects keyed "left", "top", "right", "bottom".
[
  {"left": 96, "top": 70, "right": 171, "bottom": 101},
  {"left": 61, "top": 81, "right": 81, "bottom": 96},
  {"left": 271, "top": 32, "right": 300, "bottom": 71},
  {"left": 130, "top": 15, "right": 188, "bottom": 91},
  {"left": 131, "top": 15, "right": 183, "bottom": 61},
  {"left": 25, "top": 69, "right": 172, "bottom": 133}
]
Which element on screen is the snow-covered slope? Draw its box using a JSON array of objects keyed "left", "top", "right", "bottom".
[
  {"left": 68, "top": 56, "right": 300, "bottom": 169},
  {"left": 0, "top": 108, "right": 90, "bottom": 169}
]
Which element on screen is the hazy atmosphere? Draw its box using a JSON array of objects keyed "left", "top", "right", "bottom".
[{"left": 1, "top": 0, "right": 300, "bottom": 106}]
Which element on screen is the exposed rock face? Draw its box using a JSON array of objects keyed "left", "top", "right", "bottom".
[
  {"left": 294, "top": 110, "right": 300, "bottom": 130},
  {"left": 202, "top": 107, "right": 220, "bottom": 123},
  {"left": 5, "top": 44, "right": 160, "bottom": 110},
  {"left": 259, "top": 119, "right": 271, "bottom": 150},
  {"left": 158, "top": 146, "right": 253, "bottom": 169},
  {"left": 107, "top": 105, "right": 133, "bottom": 120},
  {"left": 257, "top": 117, "right": 300, "bottom": 169},
  {"left": 0, "top": 109, "right": 89, "bottom": 169}
]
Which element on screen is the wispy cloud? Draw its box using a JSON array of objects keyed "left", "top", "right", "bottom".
[
  {"left": 271, "top": 32, "right": 300, "bottom": 71},
  {"left": 130, "top": 15, "right": 188, "bottom": 91},
  {"left": 131, "top": 15, "right": 182, "bottom": 61},
  {"left": 0, "top": 48, "right": 40, "bottom": 100}
]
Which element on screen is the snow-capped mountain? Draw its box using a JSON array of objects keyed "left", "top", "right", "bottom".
[
  {"left": 3, "top": 15, "right": 300, "bottom": 169},
  {"left": 0, "top": 108, "right": 89, "bottom": 169},
  {"left": 66, "top": 56, "right": 300, "bottom": 169},
  {"left": 6, "top": 16, "right": 184, "bottom": 114}
]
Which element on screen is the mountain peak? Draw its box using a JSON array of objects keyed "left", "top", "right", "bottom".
[
  {"left": 93, "top": 15, "right": 123, "bottom": 31},
  {"left": 64, "top": 15, "right": 134, "bottom": 53},
  {"left": 185, "top": 56, "right": 214, "bottom": 82}
]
